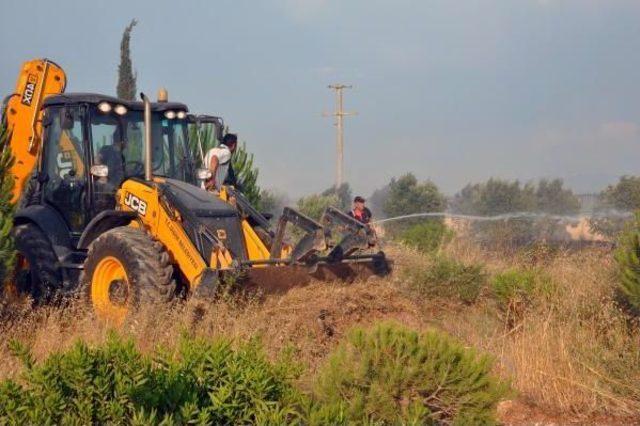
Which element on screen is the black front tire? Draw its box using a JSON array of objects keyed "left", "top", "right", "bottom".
[
  {"left": 80, "top": 226, "right": 177, "bottom": 324},
  {"left": 12, "top": 223, "right": 63, "bottom": 303}
]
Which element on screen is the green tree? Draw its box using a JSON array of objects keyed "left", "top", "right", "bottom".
[
  {"left": 451, "top": 178, "right": 535, "bottom": 216},
  {"left": 534, "top": 179, "right": 580, "bottom": 215},
  {"left": 382, "top": 173, "right": 446, "bottom": 218},
  {"left": 321, "top": 183, "right": 352, "bottom": 211},
  {"left": 451, "top": 178, "right": 581, "bottom": 248},
  {"left": 452, "top": 178, "right": 579, "bottom": 216},
  {"left": 600, "top": 175, "right": 640, "bottom": 211},
  {"left": 0, "top": 118, "right": 15, "bottom": 284},
  {"left": 297, "top": 193, "right": 339, "bottom": 221},
  {"left": 368, "top": 182, "right": 390, "bottom": 218},
  {"left": 380, "top": 173, "right": 447, "bottom": 238},
  {"left": 117, "top": 19, "right": 138, "bottom": 100},
  {"left": 590, "top": 176, "right": 640, "bottom": 239}
]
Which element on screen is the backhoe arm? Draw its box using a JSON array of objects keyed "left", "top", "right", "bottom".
[{"left": 3, "top": 59, "right": 66, "bottom": 204}]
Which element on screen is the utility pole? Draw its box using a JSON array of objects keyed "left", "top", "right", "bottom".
[{"left": 324, "top": 84, "right": 356, "bottom": 188}]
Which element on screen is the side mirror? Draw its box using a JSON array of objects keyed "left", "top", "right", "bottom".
[{"left": 90, "top": 164, "right": 109, "bottom": 178}]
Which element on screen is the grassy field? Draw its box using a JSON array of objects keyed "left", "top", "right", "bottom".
[{"left": 1, "top": 238, "right": 639, "bottom": 424}]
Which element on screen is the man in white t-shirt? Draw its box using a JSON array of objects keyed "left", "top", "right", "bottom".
[{"left": 203, "top": 133, "right": 238, "bottom": 191}]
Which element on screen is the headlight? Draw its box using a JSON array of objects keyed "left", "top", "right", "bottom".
[
  {"left": 164, "top": 110, "right": 176, "bottom": 119},
  {"left": 114, "top": 104, "right": 128, "bottom": 115},
  {"left": 176, "top": 111, "right": 187, "bottom": 119},
  {"left": 97, "top": 102, "right": 112, "bottom": 113}
]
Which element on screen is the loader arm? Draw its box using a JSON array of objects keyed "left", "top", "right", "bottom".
[{"left": 116, "top": 179, "right": 210, "bottom": 288}]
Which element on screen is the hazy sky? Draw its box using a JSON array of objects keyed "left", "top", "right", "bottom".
[{"left": 2, "top": 0, "right": 640, "bottom": 197}]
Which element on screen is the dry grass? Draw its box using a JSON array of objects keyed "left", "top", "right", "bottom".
[
  {"left": 428, "top": 240, "right": 640, "bottom": 418},
  {"left": 1, "top": 239, "right": 639, "bottom": 422},
  {"left": 0, "top": 276, "right": 425, "bottom": 381}
]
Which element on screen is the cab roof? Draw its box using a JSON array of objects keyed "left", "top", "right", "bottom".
[{"left": 42, "top": 92, "right": 188, "bottom": 112}]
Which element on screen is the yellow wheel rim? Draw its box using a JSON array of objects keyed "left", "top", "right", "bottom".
[{"left": 91, "top": 256, "right": 130, "bottom": 326}]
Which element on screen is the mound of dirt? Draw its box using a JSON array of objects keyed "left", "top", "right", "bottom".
[{"left": 0, "top": 276, "right": 425, "bottom": 379}]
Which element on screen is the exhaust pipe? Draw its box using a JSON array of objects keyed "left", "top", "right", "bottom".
[{"left": 140, "top": 92, "right": 153, "bottom": 181}]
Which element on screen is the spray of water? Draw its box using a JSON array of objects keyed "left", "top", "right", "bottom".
[{"left": 372, "top": 210, "right": 633, "bottom": 225}]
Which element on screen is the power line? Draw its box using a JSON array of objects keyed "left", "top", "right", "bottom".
[{"left": 324, "top": 84, "right": 356, "bottom": 187}]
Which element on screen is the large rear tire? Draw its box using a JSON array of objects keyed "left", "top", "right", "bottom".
[
  {"left": 12, "top": 223, "right": 62, "bottom": 303},
  {"left": 80, "top": 226, "right": 176, "bottom": 326}
]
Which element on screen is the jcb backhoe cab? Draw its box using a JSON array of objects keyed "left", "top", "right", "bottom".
[{"left": 10, "top": 93, "right": 194, "bottom": 301}]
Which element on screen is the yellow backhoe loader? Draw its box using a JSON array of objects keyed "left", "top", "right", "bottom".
[{"left": 3, "top": 59, "right": 391, "bottom": 325}]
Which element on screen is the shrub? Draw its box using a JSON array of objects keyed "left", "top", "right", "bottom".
[
  {"left": 403, "top": 256, "right": 487, "bottom": 304},
  {"left": 310, "top": 322, "right": 509, "bottom": 425},
  {"left": 0, "top": 334, "right": 302, "bottom": 425},
  {"left": 494, "top": 269, "right": 556, "bottom": 304},
  {"left": 297, "top": 193, "right": 340, "bottom": 221},
  {"left": 589, "top": 216, "right": 627, "bottom": 241},
  {"left": 470, "top": 220, "right": 537, "bottom": 249},
  {"left": 400, "top": 221, "right": 454, "bottom": 254},
  {"left": 614, "top": 213, "right": 640, "bottom": 315},
  {"left": 491, "top": 269, "right": 555, "bottom": 325}
]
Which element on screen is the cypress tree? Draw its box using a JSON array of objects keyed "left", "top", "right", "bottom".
[{"left": 117, "top": 19, "right": 138, "bottom": 100}]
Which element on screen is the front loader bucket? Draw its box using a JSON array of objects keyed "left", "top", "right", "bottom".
[
  {"left": 236, "top": 252, "right": 392, "bottom": 294},
  {"left": 213, "top": 199, "right": 393, "bottom": 296}
]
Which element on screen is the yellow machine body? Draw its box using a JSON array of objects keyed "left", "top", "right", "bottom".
[
  {"left": 116, "top": 180, "right": 288, "bottom": 291},
  {"left": 4, "top": 59, "right": 67, "bottom": 203},
  {"left": 3, "top": 58, "right": 389, "bottom": 326}
]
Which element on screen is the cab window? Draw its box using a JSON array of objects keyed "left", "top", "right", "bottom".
[
  {"left": 89, "top": 109, "right": 126, "bottom": 213},
  {"left": 43, "top": 106, "right": 87, "bottom": 233}
]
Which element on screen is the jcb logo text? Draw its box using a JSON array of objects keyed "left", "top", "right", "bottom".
[{"left": 124, "top": 193, "right": 148, "bottom": 216}]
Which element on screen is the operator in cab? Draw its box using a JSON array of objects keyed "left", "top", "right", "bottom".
[
  {"left": 348, "top": 196, "right": 372, "bottom": 225},
  {"left": 203, "top": 133, "right": 238, "bottom": 192}
]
